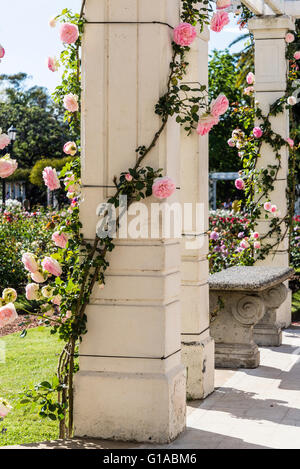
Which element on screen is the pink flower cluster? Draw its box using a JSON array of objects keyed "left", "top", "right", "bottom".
[
  {"left": 0, "top": 133, "right": 10, "bottom": 150},
  {"left": 0, "top": 156, "right": 18, "bottom": 178},
  {"left": 60, "top": 23, "right": 79, "bottom": 44},
  {"left": 197, "top": 94, "right": 228, "bottom": 136},
  {"left": 43, "top": 167, "right": 60, "bottom": 191},
  {"left": 0, "top": 45, "right": 5, "bottom": 59},
  {"left": 63, "top": 93, "right": 79, "bottom": 113},
  {"left": 0, "top": 303, "right": 18, "bottom": 328},
  {"left": 48, "top": 56, "right": 59, "bottom": 72}
]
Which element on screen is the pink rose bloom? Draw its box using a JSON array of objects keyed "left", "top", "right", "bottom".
[
  {"left": 52, "top": 231, "right": 68, "bottom": 249},
  {"left": 0, "top": 157, "right": 17, "bottom": 178},
  {"left": 210, "top": 94, "right": 229, "bottom": 117},
  {"left": 48, "top": 56, "right": 59, "bottom": 72},
  {"left": 285, "top": 33, "right": 295, "bottom": 43},
  {"left": 63, "top": 93, "right": 79, "bottom": 113},
  {"left": 210, "top": 231, "right": 219, "bottom": 241},
  {"left": 264, "top": 202, "right": 272, "bottom": 212},
  {"left": 31, "top": 271, "right": 47, "bottom": 284},
  {"left": 63, "top": 141, "right": 77, "bottom": 156},
  {"left": 197, "top": 114, "right": 219, "bottom": 136},
  {"left": 0, "top": 45, "right": 5, "bottom": 59},
  {"left": 22, "top": 253, "right": 39, "bottom": 273},
  {"left": 227, "top": 138, "right": 235, "bottom": 147},
  {"left": 152, "top": 176, "right": 176, "bottom": 200},
  {"left": 216, "top": 0, "right": 231, "bottom": 9},
  {"left": 43, "top": 167, "right": 60, "bottom": 191},
  {"left": 25, "top": 283, "right": 40, "bottom": 301},
  {"left": 286, "top": 138, "right": 294, "bottom": 148},
  {"left": 0, "top": 133, "right": 10, "bottom": 150},
  {"left": 246, "top": 72, "right": 255, "bottom": 85},
  {"left": 235, "top": 178, "right": 245, "bottom": 190},
  {"left": 244, "top": 86, "right": 254, "bottom": 96},
  {"left": 60, "top": 23, "right": 79, "bottom": 44},
  {"left": 52, "top": 295, "right": 62, "bottom": 306},
  {"left": 0, "top": 303, "right": 18, "bottom": 328},
  {"left": 254, "top": 241, "right": 261, "bottom": 250},
  {"left": 240, "top": 239, "right": 250, "bottom": 250},
  {"left": 42, "top": 257, "right": 63, "bottom": 277},
  {"left": 253, "top": 127, "right": 263, "bottom": 138},
  {"left": 252, "top": 232, "right": 260, "bottom": 239},
  {"left": 125, "top": 173, "right": 133, "bottom": 182},
  {"left": 173, "top": 23, "right": 197, "bottom": 47},
  {"left": 271, "top": 204, "right": 278, "bottom": 214},
  {"left": 294, "top": 51, "right": 300, "bottom": 60},
  {"left": 210, "top": 11, "right": 230, "bottom": 33}
]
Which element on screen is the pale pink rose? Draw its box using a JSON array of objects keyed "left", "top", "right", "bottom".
[
  {"left": 244, "top": 86, "right": 254, "bottom": 96},
  {"left": 152, "top": 176, "right": 176, "bottom": 199},
  {"left": 48, "top": 56, "right": 59, "bottom": 72},
  {"left": 287, "top": 96, "right": 297, "bottom": 106},
  {"left": 25, "top": 283, "right": 40, "bottom": 301},
  {"left": 294, "top": 51, "right": 300, "bottom": 60},
  {"left": 42, "top": 257, "right": 62, "bottom": 277},
  {"left": 173, "top": 23, "right": 197, "bottom": 47},
  {"left": 197, "top": 114, "right": 219, "bottom": 136},
  {"left": 240, "top": 239, "right": 250, "bottom": 250},
  {"left": 264, "top": 202, "right": 272, "bottom": 212},
  {"left": 42, "top": 167, "right": 60, "bottom": 191},
  {"left": 216, "top": 0, "right": 231, "bottom": 9},
  {"left": 285, "top": 33, "right": 295, "bottom": 43},
  {"left": 63, "top": 141, "right": 77, "bottom": 156},
  {"left": 0, "top": 134, "right": 10, "bottom": 150},
  {"left": 210, "top": 94, "right": 229, "bottom": 117},
  {"left": 254, "top": 241, "right": 261, "bottom": 250},
  {"left": 286, "top": 138, "right": 294, "bottom": 148},
  {"left": 60, "top": 23, "right": 79, "bottom": 44},
  {"left": 210, "top": 11, "right": 230, "bottom": 33},
  {"left": 22, "top": 253, "right": 39, "bottom": 273},
  {"left": 235, "top": 178, "right": 245, "bottom": 190},
  {"left": 0, "top": 303, "right": 18, "bottom": 328},
  {"left": 0, "top": 157, "right": 17, "bottom": 178},
  {"left": 52, "top": 231, "right": 68, "bottom": 249},
  {"left": 49, "top": 17, "right": 57, "bottom": 28},
  {"left": 31, "top": 271, "right": 47, "bottom": 284},
  {"left": 0, "top": 45, "right": 5, "bottom": 59},
  {"left": 227, "top": 138, "right": 235, "bottom": 147},
  {"left": 125, "top": 173, "right": 133, "bottom": 182},
  {"left": 253, "top": 127, "right": 263, "bottom": 138},
  {"left": 271, "top": 204, "right": 278, "bottom": 214},
  {"left": 252, "top": 232, "right": 260, "bottom": 239},
  {"left": 52, "top": 295, "right": 62, "bottom": 306},
  {"left": 246, "top": 72, "right": 255, "bottom": 85},
  {"left": 63, "top": 93, "right": 79, "bottom": 113}
]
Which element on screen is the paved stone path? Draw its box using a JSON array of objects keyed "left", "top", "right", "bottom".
[{"left": 4, "top": 327, "right": 300, "bottom": 450}]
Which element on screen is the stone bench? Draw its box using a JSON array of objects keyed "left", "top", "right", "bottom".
[{"left": 209, "top": 266, "right": 294, "bottom": 369}]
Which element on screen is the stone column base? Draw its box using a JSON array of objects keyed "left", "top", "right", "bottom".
[
  {"left": 215, "top": 342, "right": 260, "bottom": 369},
  {"left": 182, "top": 330, "right": 215, "bottom": 401},
  {"left": 74, "top": 364, "right": 186, "bottom": 444},
  {"left": 254, "top": 324, "right": 282, "bottom": 347}
]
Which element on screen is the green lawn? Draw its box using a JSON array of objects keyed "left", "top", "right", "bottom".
[
  {"left": 0, "top": 327, "right": 63, "bottom": 446},
  {"left": 292, "top": 289, "right": 300, "bottom": 319}
]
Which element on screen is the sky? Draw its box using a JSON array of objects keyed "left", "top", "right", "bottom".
[{"left": 0, "top": 1, "right": 246, "bottom": 94}]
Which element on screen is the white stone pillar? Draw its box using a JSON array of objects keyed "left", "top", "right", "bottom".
[
  {"left": 180, "top": 26, "right": 215, "bottom": 400},
  {"left": 249, "top": 16, "right": 295, "bottom": 328},
  {"left": 74, "top": 0, "right": 186, "bottom": 443}
]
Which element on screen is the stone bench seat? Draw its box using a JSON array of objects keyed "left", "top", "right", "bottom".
[{"left": 209, "top": 266, "right": 294, "bottom": 369}]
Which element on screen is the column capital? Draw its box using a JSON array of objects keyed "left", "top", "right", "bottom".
[{"left": 248, "top": 15, "right": 295, "bottom": 39}]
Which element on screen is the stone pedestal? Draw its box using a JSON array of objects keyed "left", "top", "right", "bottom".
[
  {"left": 74, "top": 0, "right": 186, "bottom": 444},
  {"left": 249, "top": 15, "right": 295, "bottom": 328},
  {"left": 209, "top": 267, "right": 293, "bottom": 369},
  {"left": 180, "top": 25, "right": 215, "bottom": 400}
]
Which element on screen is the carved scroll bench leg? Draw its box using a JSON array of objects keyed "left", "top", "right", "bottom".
[
  {"left": 210, "top": 292, "right": 265, "bottom": 369},
  {"left": 254, "top": 283, "right": 288, "bottom": 347}
]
